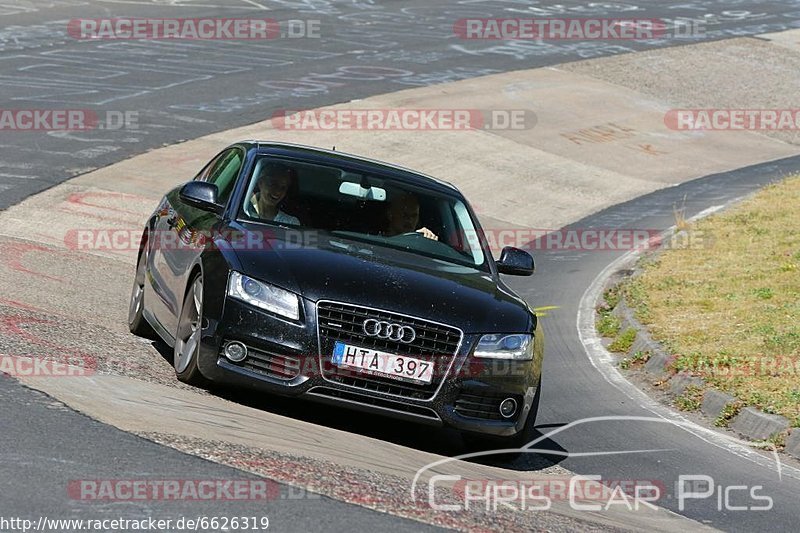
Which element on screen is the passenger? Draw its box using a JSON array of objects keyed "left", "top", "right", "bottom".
[
  {"left": 384, "top": 192, "right": 438, "bottom": 240},
  {"left": 251, "top": 162, "right": 300, "bottom": 225}
]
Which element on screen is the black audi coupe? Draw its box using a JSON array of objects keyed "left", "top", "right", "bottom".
[{"left": 128, "top": 141, "right": 543, "bottom": 447}]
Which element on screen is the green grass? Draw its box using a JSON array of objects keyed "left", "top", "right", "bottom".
[
  {"left": 714, "top": 401, "right": 744, "bottom": 427},
  {"left": 621, "top": 175, "right": 800, "bottom": 425},
  {"left": 609, "top": 328, "right": 637, "bottom": 353},
  {"left": 676, "top": 385, "right": 704, "bottom": 411},
  {"left": 597, "top": 314, "right": 621, "bottom": 338},
  {"left": 619, "top": 350, "right": 651, "bottom": 370},
  {"left": 603, "top": 287, "right": 621, "bottom": 309}
]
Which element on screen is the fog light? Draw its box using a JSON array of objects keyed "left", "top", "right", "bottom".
[
  {"left": 224, "top": 341, "right": 248, "bottom": 362},
  {"left": 499, "top": 398, "right": 517, "bottom": 419}
]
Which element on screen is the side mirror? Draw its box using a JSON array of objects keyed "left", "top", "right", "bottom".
[
  {"left": 497, "top": 246, "right": 534, "bottom": 276},
  {"left": 179, "top": 181, "right": 223, "bottom": 214}
]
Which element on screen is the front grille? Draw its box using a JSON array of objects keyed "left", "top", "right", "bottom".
[
  {"left": 317, "top": 301, "right": 462, "bottom": 400},
  {"left": 455, "top": 391, "right": 518, "bottom": 421},
  {"left": 222, "top": 343, "right": 301, "bottom": 381},
  {"left": 318, "top": 302, "right": 461, "bottom": 355}
]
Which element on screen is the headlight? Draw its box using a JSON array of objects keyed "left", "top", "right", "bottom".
[
  {"left": 227, "top": 271, "right": 300, "bottom": 320},
  {"left": 473, "top": 334, "right": 533, "bottom": 360}
]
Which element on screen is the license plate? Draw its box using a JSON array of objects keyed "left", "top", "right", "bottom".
[{"left": 332, "top": 342, "right": 433, "bottom": 385}]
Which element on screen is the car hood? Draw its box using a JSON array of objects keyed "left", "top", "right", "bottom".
[{"left": 226, "top": 223, "right": 534, "bottom": 333}]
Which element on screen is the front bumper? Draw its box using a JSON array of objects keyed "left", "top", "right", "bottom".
[{"left": 196, "top": 297, "right": 543, "bottom": 437}]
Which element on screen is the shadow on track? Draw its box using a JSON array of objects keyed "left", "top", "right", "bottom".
[{"left": 151, "top": 340, "right": 567, "bottom": 471}]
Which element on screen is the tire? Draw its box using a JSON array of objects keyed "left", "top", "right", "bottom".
[
  {"left": 128, "top": 243, "right": 156, "bottom": 339},
  {"left": 173, "top": 273, "right": 210, "bottom": 387},
  {"left": 462, "top": 379, "right": 542, "bottom": 457}
]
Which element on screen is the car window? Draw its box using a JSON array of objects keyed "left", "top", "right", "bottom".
[
  {"left": 197, "top": 148, "right": 243, "bottom": 205},
  {"left": 195, "top": 151, "right": 223, "bottom": 181},
  {"left": 238, "top": 156, "right": 489, "bottom": 271}
]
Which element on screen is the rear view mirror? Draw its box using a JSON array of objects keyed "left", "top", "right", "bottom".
[{"left": 339, "top": 181, "right": 386, "bottom": 201}]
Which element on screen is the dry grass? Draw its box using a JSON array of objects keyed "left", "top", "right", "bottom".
[{"left": 624, "top": 176, "right": 800, "bottom": 426}]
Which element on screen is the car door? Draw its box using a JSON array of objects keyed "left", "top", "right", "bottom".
[{"left": 149, "top": 147, "right": 245, "bottom": 339}]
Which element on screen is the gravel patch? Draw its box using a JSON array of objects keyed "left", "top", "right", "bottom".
[
  {"left": 0, "top": 300, "right": 200, "bottom": 391},
  {"left": 139, "top": 432, "right": 621, "bottom": 533}
]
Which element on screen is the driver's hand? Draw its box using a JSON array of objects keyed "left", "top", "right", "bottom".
[{"left": 416, "top": 227, "right": 439, "bottom": 241}]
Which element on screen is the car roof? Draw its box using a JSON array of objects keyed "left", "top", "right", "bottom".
[{"left": 236, "top": 140, "right": 462, "bottom": 196}]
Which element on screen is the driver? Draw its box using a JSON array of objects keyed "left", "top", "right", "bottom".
[
  {"left": 384, "top": 192, "right": 438, "bottom": 240},
  {"left": 250, "top": 162, "right": 300, "bottom": 225}
]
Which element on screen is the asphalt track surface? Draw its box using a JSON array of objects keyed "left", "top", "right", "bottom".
[
  {"left": 223, "top": 154, "right": 800, "bottom": 532},
  {"left": 3, "top": 0, "right": 800, "bottom": 208},
  {"left": 504, "top": 154, "right": 800, "bottom": 531},
  {"left": 0, "top": 376, "right": 444, "bottom": 532},
  {"left": 4, "top": 1, "right": 800, "bottom": 531}
]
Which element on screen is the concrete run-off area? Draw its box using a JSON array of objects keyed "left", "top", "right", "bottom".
[{"left": 5, "top": 30, "right": 800, "bottom": 531}]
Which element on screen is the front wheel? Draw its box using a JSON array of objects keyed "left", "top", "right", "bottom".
[
  {"left": 174, "top": 274, "right": 209, "bottom": 387},
  {"left": 128, "top": 243, "right": 156, "bottom": 339}
]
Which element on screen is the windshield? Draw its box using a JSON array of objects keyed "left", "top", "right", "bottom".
[{"left": 238, "top": 155, "right": 488, "bottom": 271}]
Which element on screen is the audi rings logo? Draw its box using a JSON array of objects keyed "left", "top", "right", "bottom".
[{"left": 362, "top": 319, "right": 416, "bottom": 344}]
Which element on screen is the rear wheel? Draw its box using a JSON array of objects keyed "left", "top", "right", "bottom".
[
  {"left": 128, "top": 243, "right": 156, "bottom": 339},
  {"left": 174, "top": 274, "right": 209, "bottom": 387}
]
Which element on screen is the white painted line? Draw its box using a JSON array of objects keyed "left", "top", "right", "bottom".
[
  {"left": 239, "top": 0, "right": 270, "bottom": 9},
  {"left": 690, "top": 205, "right": 724, "bottom": 220},
  {"left": 576, "top": 200, "right": 800, "bottom": 481}
]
